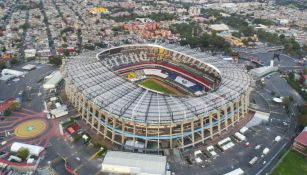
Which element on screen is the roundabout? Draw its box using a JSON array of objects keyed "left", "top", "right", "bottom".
[{"left": 14, "top": 119, "right": 47, "bottom": 139}]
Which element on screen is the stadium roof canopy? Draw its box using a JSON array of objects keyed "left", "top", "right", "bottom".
[{"left": 62, "top": 43, "right": 251, "bottom": 124}]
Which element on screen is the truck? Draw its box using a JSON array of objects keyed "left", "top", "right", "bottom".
[
  {"left": 234, "top": 132, "right": 246, "bottom": 141},
  {"left": 239, "top": 127, "right": 248, "bottom": 134},
  {"left": 224, "top": 168, "right": 244, "bottom": 175},
  {"left": 249, "top": 156, "right": 258, "bottom": 166}
]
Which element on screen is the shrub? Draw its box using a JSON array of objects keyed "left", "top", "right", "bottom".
[
  {"left": 17, "top": 147, "right": 29, "bottom": 160},
  {"left": 3, "top": 109, "right": 11, "bottom": 116}
]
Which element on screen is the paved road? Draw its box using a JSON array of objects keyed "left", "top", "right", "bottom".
[
  {"left": 0, "top": 0, "right": 19, "bottom": 29},
  {"left": 18, "top": 9, "right": 29, "bottom": 63},
  {"left": 40, "top": 0, "right": 56, "bottom": 55},
  {"left": 0, "top": 62, "right": 55, "bottom": 112},
  {"left": 171, "top": 71, "right": 301, "bottom": 175},
  {"left": 40, "top": 131, "right": 102, "bottom": 175},
  {"left": 263, "top": 73, "right": 305, "bottom": 105}
]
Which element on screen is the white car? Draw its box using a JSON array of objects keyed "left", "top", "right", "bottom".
[{"left": 1, "top": 141, "right": 7, "bottom": 146}]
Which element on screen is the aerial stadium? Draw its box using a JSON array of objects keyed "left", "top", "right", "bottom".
[{"left": 61, "top": 43, "right": 252, "bottom": 150}]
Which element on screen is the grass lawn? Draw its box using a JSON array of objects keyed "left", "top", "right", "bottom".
[
  {"left": 271, "top": 150, "right": 307, "bottom": 175},
  {"left": 138, "top": 79, "right": 175, "bottom": 94}
]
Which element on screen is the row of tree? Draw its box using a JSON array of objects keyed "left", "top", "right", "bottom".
[
  {"left": 297, "top": 105, "right": 307, "bottom": 130},
  {"left": 221, "top": 15, "right": 304, "bottom": 57},
  {"left": 102, "top": 12, "right": 177, "bottom": 23},
  {"left": 170, "top": 23, "right": 230, "bottom": 53}
]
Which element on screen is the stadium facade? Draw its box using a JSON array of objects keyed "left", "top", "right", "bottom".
[{"left": 61, "top": 43, "right": 252, "bottom": 150}]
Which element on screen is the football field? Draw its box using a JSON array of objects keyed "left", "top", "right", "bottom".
[{"left": 138, "top": 79, "right": 177, "bottom": 95}]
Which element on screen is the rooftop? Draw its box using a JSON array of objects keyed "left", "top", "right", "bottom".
[
  {"left": 101, "top": 151, "right": 167, "bottom": 175},
  {"left": 295, "top": 126, "right": 307, "bottom": 147},
  {"left": 62, "top": 43, "right": 251, "bottom": 124}
]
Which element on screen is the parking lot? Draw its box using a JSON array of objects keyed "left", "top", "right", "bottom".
[{"left": 170, "top": 70, "right": 300, "bottom": 175}]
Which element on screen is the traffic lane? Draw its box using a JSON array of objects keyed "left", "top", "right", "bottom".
[
  {"left": 252, "top": 139, "right": 289, "bottom": 175},
  {"left": 0, "top": 64, "right": 55, "bottom": 99},
  {"left": 44, "top": 136, "right": 101, "bottom": 173},
  {"left": 253, "top": 53, "right": 297, "bottom": 67},
  {"left": 267, "top": 74, "right": 304, "bottom": 104}
]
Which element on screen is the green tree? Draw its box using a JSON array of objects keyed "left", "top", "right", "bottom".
[
  {"left": 242, "top": 39, "right": 248, "bottom": 46},
  {"left": 148, "top": 13, "right": 177, "bottom": 21},
  {"left": 11, "top": 58, "right": 19, "bottom": 65},
  {"left": 17, "top": 147, "right": 29, "bottom": 160},
  {"left": 3, "top": 108, "right": 11, "bottom": 116},
  {"left": 2, "top": 46, "right": 6, "bottom": 52},
  {"left": 253, "top": 18, "right": 275, "bottom": 26},
  {"left": 302, "top": 44, "right": 307, "bottom": 54},
  {"left": 84, "top": 44, "right": 95, "bottom": 50},
  {"left": 49, "top": 55, "right": 63, "bottom": 66},
  {"left": 62, "top": 43, "right": 68, "bottom": 48},
  {"left": 0, "top": 61, "right": 6, "bottom": 69},
  {"left": 9, "top": 101, "right": 20, "bottom": 111},
  {"left": 232, "top": 32, "right": 241, "bottom": 38},
  {"left": 112, "top": 26, "right": 122, "bottom": 32},
  {"left": 282, "top": 97, "right": 291, "bottom": 114},
  {"left": 297, "top": 105, "right": 307, "bottom": 128}
]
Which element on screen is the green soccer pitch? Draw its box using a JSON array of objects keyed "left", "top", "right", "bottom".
[{"left": 138, "top": 79, "right": 176, "bottom": 95}]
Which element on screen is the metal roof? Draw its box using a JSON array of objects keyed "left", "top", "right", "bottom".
[
  {"left": 101, "top": 151, "right": 166, "bottom": 175},
  {"left": 62, "top": 43, "right": 251, "bottom": 124}
]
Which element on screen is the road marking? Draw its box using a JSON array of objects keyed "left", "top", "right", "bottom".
[
  {"left": 256, "top": 142, "right": 287, "bottom": 175},
  {"left": 89, "top": 149, "right": 103, "bottom": 161},
  {"left": 270, "top": 111, "right": 285, "bottom": 115}
]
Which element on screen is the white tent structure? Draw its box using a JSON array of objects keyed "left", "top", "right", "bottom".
[
  {"left": 10, "top": 142, "right": 44, "bottom": 156},
  {"left": 1, "top": 69, "right": 25, "bottom": 77},
  {"left": 0, "top": 69, "right": 26, "bottom": 81},
  {"left": 43, "top": 71, "right": 63, "bottom": 90},
  {"left": 245, "top": 112, "right": 270, "bottom": 128}
]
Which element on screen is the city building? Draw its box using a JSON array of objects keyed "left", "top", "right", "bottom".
[
  {"left": 293, "top": 126, "right": 307, "bottom": 156},
  {"left": 209, "top": 24, "right": 230, "bottom": 32}
]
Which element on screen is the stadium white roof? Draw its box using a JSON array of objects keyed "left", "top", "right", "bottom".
[
  {"left": 101, "top": 151, "right": 166, "bottom": 175},
  {"left": 62, "top": 43, "right": 251, "bottom": 124}
]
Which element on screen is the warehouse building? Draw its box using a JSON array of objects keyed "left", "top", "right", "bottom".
[{"left": 101, "top": 151, "right": 167, "bottom": 175}]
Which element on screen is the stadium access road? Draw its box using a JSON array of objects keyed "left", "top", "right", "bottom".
[{"left": 0, "top": 62, "right": 56, "bottom": 111}]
